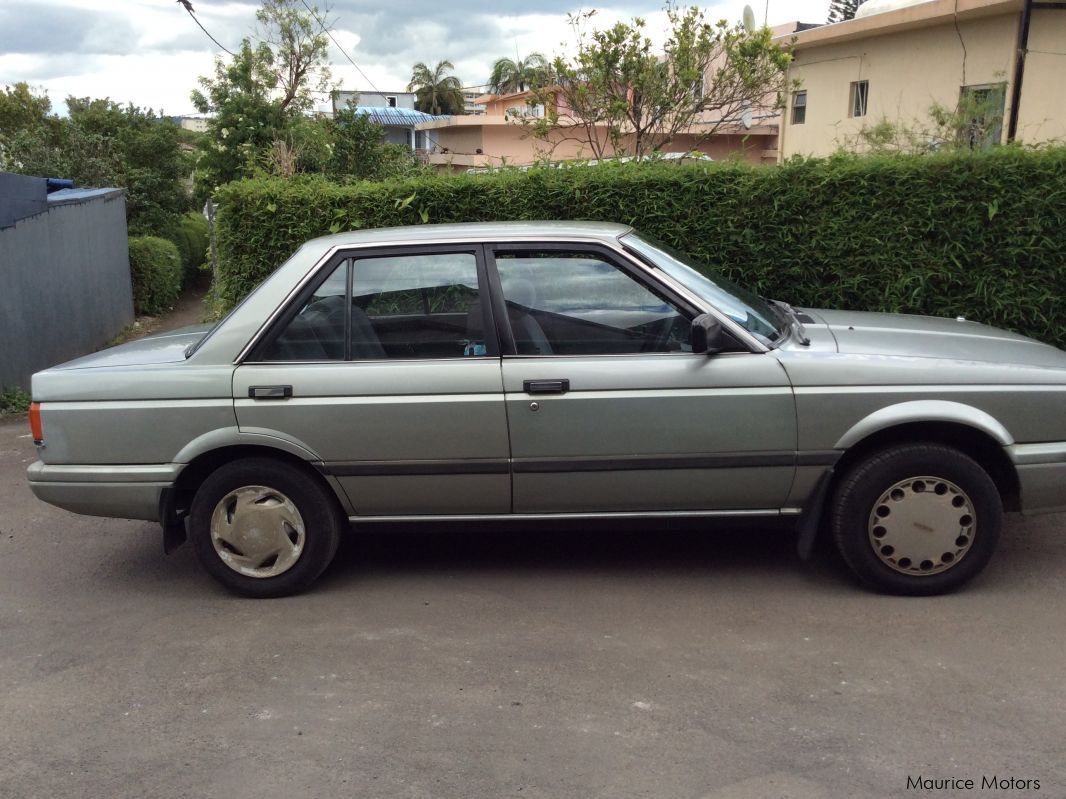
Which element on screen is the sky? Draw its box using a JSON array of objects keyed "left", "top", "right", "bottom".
[{"left": 0, "top": 0, "right": 831, "bottom": 117}]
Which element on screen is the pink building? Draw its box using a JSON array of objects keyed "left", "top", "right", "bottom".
[{"left": 415, "top": 84, "right": 782, "bottom": 172}]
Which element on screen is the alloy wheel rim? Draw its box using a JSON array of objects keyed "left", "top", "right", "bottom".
[
  {"left": 210, "top": 485, "right": 305, "bottom": 578},
  {"left": 867, "top": 476, "right": 975, "bottom": 576}
]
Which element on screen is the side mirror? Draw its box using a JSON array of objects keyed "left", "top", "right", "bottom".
[{"left": 691, "top": 313, "right": 725, "bottom": 355}]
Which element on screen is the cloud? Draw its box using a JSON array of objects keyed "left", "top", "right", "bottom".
[
  {"left": 1, "top": 0, "right": 830, "bottom": 115},
  {"left": 0, "top": 4, "right": 138, "bottom": 56}
]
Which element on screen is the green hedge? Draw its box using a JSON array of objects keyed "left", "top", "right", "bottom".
[
  {"left": 128, "top": 236, "right": 182, "bottom": 316},
  {"left": 213, "top": 148, "right": 1066, "bottom": 347},
  {"left": 167, "top": 211, "right": 209, "bottom": 282}
]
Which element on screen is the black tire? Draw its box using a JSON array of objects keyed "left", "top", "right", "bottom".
[
  {"left": 830, "top": 443, "right": 1001, "bottom": 596},
  {"left": 189, "top": 457, "right": 343, "bottom": 598}
]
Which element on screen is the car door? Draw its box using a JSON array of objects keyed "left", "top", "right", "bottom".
[
  {"left": 233, "top": 244, "right": 511, "bottom": 516},
  {"left": 486, "top": 242, "right": 797, "bottom": 514}
]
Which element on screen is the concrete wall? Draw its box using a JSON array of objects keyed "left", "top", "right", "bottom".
[
  {"left": 782, "top": 13, "right": 1018, "bottom": 157},
  {"left": 671, "top": 132, "right": 779, "bottom": 165},
  {"left": 425, "top": 119, "right": 778, "bottom": 170},
  {"left": 334, "top": 90, "right": 416, "bottom": 110},
  {"left": 1014, "top": 8, "right": 1066, "bottom": 143},
  {"left": 0, "top": 191, "right": 133, "bottom": 389}
]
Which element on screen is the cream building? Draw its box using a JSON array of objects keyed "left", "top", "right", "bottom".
[{"left": 776, "top": 0, "right": 1066, "bottom": 158}]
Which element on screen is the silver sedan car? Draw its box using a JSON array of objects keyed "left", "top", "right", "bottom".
[{"left": 26, "top": 222, "right": 1066, "bottom": 597}]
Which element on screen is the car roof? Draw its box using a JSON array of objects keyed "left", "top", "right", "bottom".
[{"left": 304, "top": 220, "right": 634, "bottom": 248}]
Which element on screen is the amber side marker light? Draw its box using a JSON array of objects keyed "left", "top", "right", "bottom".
[{"left": 29, "top": 402, "right": 43, "bottom": 444}]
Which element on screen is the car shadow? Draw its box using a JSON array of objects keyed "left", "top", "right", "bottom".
[
  {"left": 100, "top": 512, "right": 1066, "bottom": 598},
  {"left": 321, "top": 517, "right": 845, "bottom": 587}
]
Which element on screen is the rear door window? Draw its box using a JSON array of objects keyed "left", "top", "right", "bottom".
[{"left": 258, "top": 249, "right": 492, "bottom": 361}]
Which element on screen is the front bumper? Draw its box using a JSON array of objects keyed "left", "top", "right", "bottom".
[
  {"left": 1007, "top": 443, "right": 1066, "bottom": 515},
  {"left": 27, "top": 461, "right": 180, "bottom": 521}
]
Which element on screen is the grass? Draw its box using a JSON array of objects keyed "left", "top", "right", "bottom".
[
  {"left": 103, "top": 323, "right": 140, "bottom": 349},
  {"left": 0, "top": 385, "right": 31, "bottom": 416}
]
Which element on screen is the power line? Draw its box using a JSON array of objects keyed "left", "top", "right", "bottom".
[
  {"left": 297, "top": 0, "right": 382, "bottom": 95},
  {"left": 177, "top": 1, "right": 236, "bottom": 57},
  {"left": 297, "top": 0, "right": 464, "bottom": 154}
]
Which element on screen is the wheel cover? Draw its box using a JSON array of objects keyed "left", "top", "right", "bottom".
[
  {"left": 209, "top": 485, "right": 305, "bottom": 578},
  {"left": 867, "top": 476, "right": 976, "bottom": 576}
]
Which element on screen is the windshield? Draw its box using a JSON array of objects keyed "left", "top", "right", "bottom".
[{"left": 621, "top": 232, "right": 785, "bottom": 344}]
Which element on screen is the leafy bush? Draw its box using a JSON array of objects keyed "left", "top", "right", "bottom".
[
  {"left": 213, "top": 147, "right": 1066, "bottom": 347},
  {"left": 168, "top": 212, "right": 210, "bottom": 282},
  {"left": 0, "top": 385, "right": 31, "bottom": 415},
  {"left": 128, "top": 236, "right": 183, "bottom": 316},
  {"left": 1, "top": 86, "right": 193, "bottom": 235}
]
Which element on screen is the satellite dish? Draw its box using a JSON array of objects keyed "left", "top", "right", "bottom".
[
  {"left": 741, "top": 109, "right": 754, "bottom": 129},
  {"left": 742, "top": 4, "right": 756, "bottom": 30}
]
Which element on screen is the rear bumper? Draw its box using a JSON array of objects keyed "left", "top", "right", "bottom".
[
  {"left": 26, "top": 461, "right": 179, "bottom": 521},
  {"left": 1007, "top": 443, "right": 1066, "bottom": 515}
]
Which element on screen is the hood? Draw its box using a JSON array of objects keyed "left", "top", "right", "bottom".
[
  {"left": 800, "top": 309, "right": 1066, "bottom": 370},
  {"left": 49, "top": 324, "right": 212, "bottom": 371}
]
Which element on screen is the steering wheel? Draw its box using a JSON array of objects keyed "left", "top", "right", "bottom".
[{"left": 641, "top": 315, "right": 680, "bottom": 353}]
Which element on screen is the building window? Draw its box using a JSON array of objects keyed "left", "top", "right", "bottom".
[
  {"left": 791, "top": 91, "right": 807, "bottom": 125},
  {"left": 386, "top": 96, "right": 397, "bottom": 108},
  {"left": 959, "top": 83, "right": 1006, "bottom": 149},
  {"left": 850, "top": 80, "right": 869, "bottom": 118}
]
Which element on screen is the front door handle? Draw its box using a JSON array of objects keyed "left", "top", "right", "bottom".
[
  {"left": 249, "top": 385, "right": 293, "bottom": 400},
  {"left": 523, "top": 379, "right": 570, "bottom": 395}
]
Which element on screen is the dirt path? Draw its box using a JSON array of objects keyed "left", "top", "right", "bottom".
[{"left": 125, "top": 273, "right": 212, "bottom": 341}]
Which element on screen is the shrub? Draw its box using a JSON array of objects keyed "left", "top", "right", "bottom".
[
  {"left": 167, "top": 211, "right": 210, "bottom": 282},
  {"left": 128, "top": 236, "right": 182, "bottom": 316},
  {"left": 213, "top": 148, "right": 1066, "bottom": 347},
  {"left": 0, "top": 385, "right": 31, "bottom": 415}
]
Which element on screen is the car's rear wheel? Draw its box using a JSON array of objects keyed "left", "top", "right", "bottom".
[
  {"left": 830, "top": 443, "right": 1001, "bottom": 595},
  {"left": 189, "top": 458, "right": 342, "bottom": 597}
]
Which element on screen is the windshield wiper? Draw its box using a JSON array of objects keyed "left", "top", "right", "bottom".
[{"left": 766, "top": 299, "right": 811, "bottom": 346}]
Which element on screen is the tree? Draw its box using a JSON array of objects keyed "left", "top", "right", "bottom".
[
  {"left": 255, "top": 0, "right": 332, "bottom": 113},
  {"left": 0, "top": 82, "right": 54, "bottom": 137},
  {"left": 408, "top": 60, "right": 465, "bottom": 116},
  {"left": 328, "top": 104, "right": 423, "bottom": 180},
  {"left": 66, "top": 97, "right": 191, "bottom": 234},
  {"left": 828, "top": 0, "right": 864, "bottom": 24},
  {"left": 531, "top": 5, "right": 793, "bottom": 160},
  {"left": 190, "top": 0, "right": 333, "bottom": 197},
  {"left": 1, "top": 89, "right": 191, "bottom": 235},
  {"left": 191, "top": 38, "right": 288, "bottom": 195},
  {"left": 488, "top": 53, "right": 549, "bottom": 94}
]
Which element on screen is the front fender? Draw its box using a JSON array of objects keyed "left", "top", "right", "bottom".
[{"left": 833, "top": 400, "right": 1014, "bottom": 450}]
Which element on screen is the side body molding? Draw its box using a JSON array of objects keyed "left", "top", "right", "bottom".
[{"left": 834, "top": 400, "right": 1014, "bottom": 450}]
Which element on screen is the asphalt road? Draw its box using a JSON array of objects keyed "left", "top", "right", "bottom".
[{"left": 1, "top": 414, "right": 1064, "bottom": 799}]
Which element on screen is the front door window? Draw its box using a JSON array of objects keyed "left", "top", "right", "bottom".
[{"left": 493, "top": 250, "right": 692, "bottom": 355}]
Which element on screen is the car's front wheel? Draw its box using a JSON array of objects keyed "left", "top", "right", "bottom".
[
  {"left": 830, "top": 443, "right": 1001, "bottom": 595},
  {"left": 189, "top": 458, "right": 343, "bottom": 597}
]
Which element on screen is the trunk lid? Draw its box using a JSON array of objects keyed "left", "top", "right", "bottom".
[{"left": 49, "top": 325, "right": 212, "bottom": 370}]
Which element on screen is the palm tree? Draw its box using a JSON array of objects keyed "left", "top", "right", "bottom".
[
  {"left": 828, "top": 0, "right": 864, "bottom": 23},
  {"left": 488, "top": 53, "right": 549, "bottom": 94},
  {"left": 407, "top": 60, "right": 465, "bottom": 116}
]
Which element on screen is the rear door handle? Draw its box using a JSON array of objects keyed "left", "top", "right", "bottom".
[
  {"left": 523, "top": 379, "right": 570, "bottom": 395},
  {"left": 249, "top": 385, "right": 293, "bottom": 400}
]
